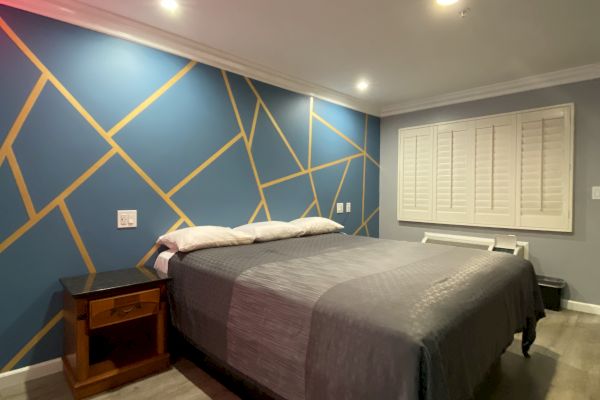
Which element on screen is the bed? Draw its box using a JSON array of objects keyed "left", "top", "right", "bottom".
[{"left": 164, "top": 233, "right": 545, "bottom": 400}]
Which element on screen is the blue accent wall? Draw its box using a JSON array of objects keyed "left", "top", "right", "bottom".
[{"left": 0, "top": 5, "right": 380, "bottom": 370}]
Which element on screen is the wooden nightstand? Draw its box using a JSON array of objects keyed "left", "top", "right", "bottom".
[{"left": 60, "top": 267, "right": 171, "bottom": 399}]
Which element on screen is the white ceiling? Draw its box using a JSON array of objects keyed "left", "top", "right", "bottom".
[{"left": 10, "top": 0, "right": 600, "bottom": 115}]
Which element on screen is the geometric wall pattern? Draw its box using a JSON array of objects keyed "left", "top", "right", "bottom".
[{"left": 0, "top": 5, "right": 379, "bottom": 371}]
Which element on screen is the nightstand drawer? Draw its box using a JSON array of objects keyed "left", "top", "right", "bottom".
[{"left": 89, "top": 288, "right": 160, "bottom": 329}]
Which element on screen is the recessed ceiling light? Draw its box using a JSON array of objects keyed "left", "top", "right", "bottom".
[
  {"left": 160, "top": 0, "right": 178, "bottom": 12},
  {"left": 356, "top": 80, "right": 369, "bottom": 91},
  {"left": 436, "top": 0, "right": 459, "bottom": 6}
]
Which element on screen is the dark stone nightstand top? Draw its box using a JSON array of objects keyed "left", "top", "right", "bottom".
[{"left": 60, "top": 267, "right": 170, "bottom": 298}]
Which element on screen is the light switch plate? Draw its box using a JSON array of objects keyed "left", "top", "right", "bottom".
[
  {"left": 593, "top": 186, "right": 600, "bottom": 200},
  {"left": 117, "top": 210, "right": 137, "bottom": 229},
  {"left": 336, "top": 203, "right": 344, "bottom": 214},
  {"left": 345, "top": 202, "right": 351, "bottom": 213}
]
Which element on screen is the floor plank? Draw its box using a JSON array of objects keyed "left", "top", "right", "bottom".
[{"left": 1, "top": 310, "right": 598, "bottom": 400}]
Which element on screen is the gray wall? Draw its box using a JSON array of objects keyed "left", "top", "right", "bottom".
[{"left": 380, "top": 78, "right": 600, "bottom": 306}]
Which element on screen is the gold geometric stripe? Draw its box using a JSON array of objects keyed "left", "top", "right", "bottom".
[
  {"left": 312, "top": 112, "right": 363, "bottom": 153},
  {"left": 248, "top": 100, "right": 260, "bottom": 147},
  {"left": 366, "top": 153, "right": 380, "bottom": 168},
  {"left": 248, "top": 201, "right": 264, "bottom": 224},
  {"left": 0, "top": 149, "right": 117, "bottom": 253},
  {"left": 362, "top": 114, "right": 368, "bottom": 224},
  {"left": 221, "top": 71, "right": 271, "bottom": 221},
  {"left": 364, "top": 224, "right": 370, "bottom": 237},
  {"left": 245, "top": 77, "right": 305, "bottom": 171},
  {"left": 166, "top": 132, "right": 243, "bottom": 197},
  {"left": 107, "top": 61, "right": 197, "bottom": 137},
  {"left": 329, "top": 159, "right": 352, "bottom": 219},
  {"left": 261, "top": 152, "right": 363, "bottom": 189},
  {"left": 307, "top": 97, "right": 322, "bottom": 217},
  {"left": 1, "top": 310, "right": 64, "bottom": 372},
  {"left": 0, "top": 74, "right": 47, "bottom": 164},
  {"left": 300, "top": 200, "right": 316, "bottom": 218},
  {"left": 136, "top": 218, "right": 185, "bottom": 268},
  {"left": 6, "top": 149, "right": 36, "bottom": 218},
  {"left": 59, "top": 201, "right": 96, "bottom": 273},
  {"left": 353, "top": 207, "right": 379, "bottom": 235}
]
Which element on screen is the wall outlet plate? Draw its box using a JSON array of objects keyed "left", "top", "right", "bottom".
[
  {"left": 117, "top": 210, "right": 137, "bottom": 229},
  {"left": 345, "top": 202, "right": 351, "bottom": 213},
  {"left": 336, "top": 203, "right": 344, "bottom": 214},
  {"left": 593, "top": 186, "right": 600, "bottom": 200}
]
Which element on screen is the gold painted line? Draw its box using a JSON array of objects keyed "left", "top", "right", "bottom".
[
  {"left": 329, "top": 159, "right": 351, "bottom": 219},
  {"left": 245, "top": 77, "right": 305, "bottom": 171},
  {"left": 310, "top": 153, "right": 363, "bottom": 172},
  {"left": 221, "top": 70, "right": 245, "bottom": 135},
  {"left": 312, "top": 113, "right": 363, "bottom": 153},
  {"left": 0, "top": 74, "right": 47, "bottom": 164},
  {"left": 308, "top": 173, "right": 322, "bottom": 217},
  {"left": 300, "top": 200, "right": 316, "bottom": 218},
  {"left": 362, "top": 114, "right": 368, "bottom": 224},
  {"left": 241, "top": 134, "right": 271, "bottom": 221},
  {"left": 6, "top": 150, "right": 36, "bottom": 218},
  {"left": 306, "top": 97, "right": 322, "bottom": 216},
  {"left": 353, "top": 207, "right": 379, "bottom": 235},
  {"left": 261, "top": 170, "right": 307, "bottom": 189},
  {"left": 308, "top": 97, "right": 314, "bottom": 168},
  {"left": 167, "top": 133, "right": 243, "bottom": 197},
  {"left": 59, "top": 201, "right": 96, "bottom": 273},
  {"left": 248, "top": 100, "right": 260, "bottom": 147},
  {"left": 221, "top": 71, "right": 270, "bottom": 221},
  {"left": 260, "top": 153, "right": 364, "bottom": 189},
  {"left": 366, "top": 153, "right": 380, "bottom": 168},
  {"left": 136, "top": 218, "right": 184, "bottom": 268},
  {"left": 365, "top": 224, "right": 370, "bottom": 237},
  {"left": 248, "top": 201, "right": 263, "bottom": 224},
  {"left": 0, "top": 149, "right": 117, "bottom": 253},
  {"left": 108, "top": 61, "right": 196, "bottom": 137},
  {"left": 1, "top": 311, "right": 64, "bottom": 372}
]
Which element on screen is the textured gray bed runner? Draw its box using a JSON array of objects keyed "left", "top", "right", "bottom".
[{"left": 168, "top": 234, "right": 544, "bottom": 400}]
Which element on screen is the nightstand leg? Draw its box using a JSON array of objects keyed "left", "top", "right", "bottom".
[{"left": 156, "top": 303, "right": 166, "bottom": 355}]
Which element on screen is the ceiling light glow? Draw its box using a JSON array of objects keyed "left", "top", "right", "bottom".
[
  {"left": 356, "top": 80, "right": 369, "bottom": 91},
  {"left": 436, "top": 0, "right": 459, "bottom": 6},
  {"left": 160, "top": 0, "right": 178, "bottom": 12}
]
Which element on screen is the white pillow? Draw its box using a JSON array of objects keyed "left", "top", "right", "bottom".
[
  {"left": 234, "top": 221, "right": 304, "bottom": 242},
  {"left": 156, "top": 226, "right": 255, "bottom": 252},
  {"left": 290, "top": 217, "right": 344, "bottom": 236}
]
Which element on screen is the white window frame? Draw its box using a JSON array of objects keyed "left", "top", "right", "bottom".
[{"left": 397, "top": 103, "right": 574, "bottom": 232}]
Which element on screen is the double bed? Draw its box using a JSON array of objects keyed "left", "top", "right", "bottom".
[{"left": 162, "top": 233, "right": 544, "bottom": 400}]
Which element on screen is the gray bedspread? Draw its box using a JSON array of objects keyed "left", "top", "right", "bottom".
[{"left": 167, "top": 233, "right": 545, "bottom": 400}]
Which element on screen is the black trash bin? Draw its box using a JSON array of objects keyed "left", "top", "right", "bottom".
[{"left": 537, "top": 275, "right": 566, "bottom": 311}]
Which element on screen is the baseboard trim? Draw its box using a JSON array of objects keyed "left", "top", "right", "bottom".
[
  {"left": 561, "top": 299, "right": 600, "bottom": 315},
  {"left": 0, "top": 357, "right": 62, "bottom": 390}
]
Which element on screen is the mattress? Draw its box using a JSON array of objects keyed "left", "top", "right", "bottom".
[{"left": 167, "top": 233, "right": 545, "bottom": 400}]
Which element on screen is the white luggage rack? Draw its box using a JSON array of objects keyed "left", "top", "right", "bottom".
[{"left": 422, "top": 232, "right": 529, "bottom": 260}]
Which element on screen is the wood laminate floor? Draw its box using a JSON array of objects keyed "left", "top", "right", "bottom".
[{"left": 1, "top": 310, "right": 598, "bottom": 400}]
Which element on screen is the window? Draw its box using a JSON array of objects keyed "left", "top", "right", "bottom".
[{"left": 397, "top": 104, "right": 573, "bottom": 232}]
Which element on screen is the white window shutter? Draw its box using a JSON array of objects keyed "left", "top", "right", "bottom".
[
  {"left": 433, "top": 121, "right": 475, "bottom": 224},
  {"left": 474, "top": 115, "right": 517, "bottom": 226},
  {"left": 516, "top": 106, "right": 573, "bottom": 231},
  {"left": 397, "top": 126, "right": 433, "bottom": 221}
]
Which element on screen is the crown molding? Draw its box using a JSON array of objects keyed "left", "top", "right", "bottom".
[
  {"left": 0, "top": 0, "right": 379, "bottom": 115},
  {"left": 381, "top": 62, "right": 600, "bottom": 117}
]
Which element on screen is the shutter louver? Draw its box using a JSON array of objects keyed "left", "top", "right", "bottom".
[
  {"left": 397, "top": 126, "right": 433, "bottom": 221},
  {"left": 474, "top": 116, "right": 516, "bottom": 226},
  {"left": 434, "top": 122, "right": 475, "bottom": 223},
  {"left": 517, "top": 107, "right": 572, "bottom": 231}
]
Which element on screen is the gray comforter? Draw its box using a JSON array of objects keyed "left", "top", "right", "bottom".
[{"left": 167, "top": 234, "right": 545, "bottom": 400}]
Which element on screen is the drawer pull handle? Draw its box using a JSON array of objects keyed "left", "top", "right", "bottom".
[{"left": 111, "top": 304, "right": 142, "bottom": 316}]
